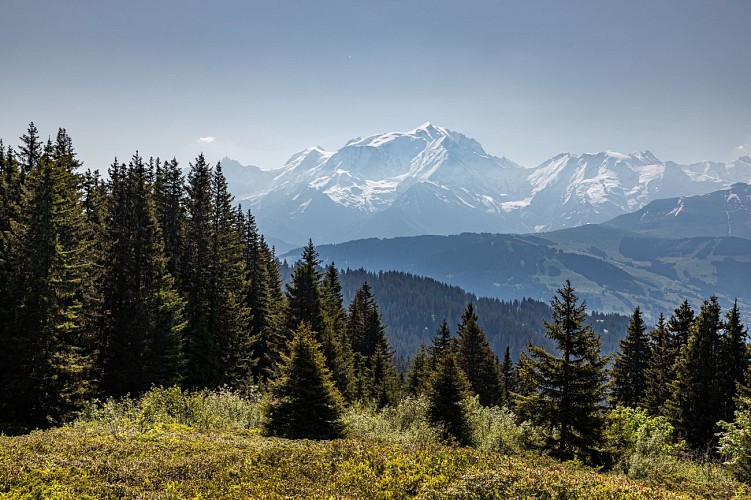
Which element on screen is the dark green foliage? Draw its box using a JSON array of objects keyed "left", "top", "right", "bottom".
[
  {"left": 642, "top": 314, "right": 674, "bottom": 416},
  {"left": 319, "top": 262, "right": 356, "bottom": 400},
  {"left": 407, "top": 344, "right": 431, "bottom": 395},
  {"left": 181, "top": 156, "right": 251, "bottom": 389},
  {"left": 0, "top": 137, "right": 96, "bottom": 429},
  {"left": 336, "top": 268, "right": 628, "bottom": 363},
  {"left": 430, "top": 319, "right": 453, "bottom": 367},
  {"left": 456, "top": 303, "right": 502, "bottom": 407},
  {"left": 611, "top": 307, "right": 650, "bottom": 407},
  {"left": 516, "top": 281, "right": 608, "bottom": 463},
  {"left": 500, "top": 346, "right": 517, "bottom": 409},
  {"left": 667, "top": 297, "right": 724, "bottom": 451},
  {"left": 153, "top": 158, "right": 185, "bottom": 283},
  {"left": 427, "top": 351, "right": 472, "bottom": 445},
  {"left": 368, "top": 334, "right": 402, "bottom": 408},
  {"left": 719, "top": 301, "right": 748, "bottom": 425},
  {"left": 667, "top": 300, "right": 695, "bottom": 350},
  {"left": 285, "top": 240, "right": 326, "bottom": 338},
  {"left": 262, "top": 322, "right": 345, "bottom": 440},
  {"left": 17, "top": 122, "right": 41, "bottom": 181},
  {"left": 100, "top": 154, "right": 186, "bottom": 396}
]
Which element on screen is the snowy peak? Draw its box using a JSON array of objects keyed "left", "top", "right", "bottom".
[{"left": 223, "top": 123, "right": 751, "bottom": 244}]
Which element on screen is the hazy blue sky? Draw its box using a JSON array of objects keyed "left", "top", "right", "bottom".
[{"left": 2, "top": 0, "right": 750, "bottom": 171}]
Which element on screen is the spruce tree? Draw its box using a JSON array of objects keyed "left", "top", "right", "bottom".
[
  {"left": 500, "top": 345, "right": 517, "bottom": 409},
  {"left": 642, "top": 314, "right": 674, "bottom": 416},
  {"left": 427, "top": 351, "right": 472, "bottom": 445},
  {"left": 407, "top": 344, "right": 431, "bottom": 395},
  {"left": 515, "top": 281, "right": 608, "bottom": 462},
  {"left": 17, "top": 122, "right": 41, "bottom": 181},
  {"left": 429, "top": 319, "right": 453, "bottom": 368},
  {"left": 456, "top": 303, "right": 502, "bottom": 407},
  {"left": 667, "top": 296, "right": 724, "bottom": 451},
  {"left": 100, "top": 154, "right": 185, "bottom": 396},
  {"left": 262, "top": 322, "right": 345, "bottom": 440},
  {"left": 719, "top": 301, "right": 749, "bottom": 425},
  {"left": 320, "top": 262, "right": 356, "bottom": 400},
  {"left": 611, "top": 307, "right": 650, "bottom": 407},
  {"left": 285, "top": 240, "right": 326, "bottom": 337},
  {"left": 153, "top": 157, "right": 185, "bottom": 283},
  {"left": 1, "top": 143, "right": 96, "bottom": 428}
]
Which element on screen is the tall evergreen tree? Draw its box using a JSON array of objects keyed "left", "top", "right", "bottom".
[
  {"left": 0, "top": 143, "right": 96, "bottom": 429},
  {"left": 17, "top": 122, "right": 41, "bottom": 182},
  {"left": 500, "top": 345, "right": 517, "bottom": 409},
  {"left": 153, "top": 157, "right": 185, "bottom": 283},
  {"left": 667, "top": 296, "right": 724, "bottom": 451},
  {"left": 429, "top": 319, "right": 453, "bottom": 368},
  {"left": 642, "top": 314, "right": 674, "bottom": 416},
  {"left": 515, "top": 281, "right": 608, "bottom": 463},
  {"left": 285, "top": 240, "right": 326, "bottom": 338},
  {"left": 427, "top": 351, "right": 473, "bottom": 445},
  {"left": 456, "top": 303, "right": 502, "bottom": 407},
  {"left": 407, "top": 343, "right": 431, "bottom": 395},
  {"left": 100, "top": 154, "right": 185, "bottom": 396},
  {"left": 611, "top": 307, "right": 650, "bottom": 407},
  {"left": 320, "top": 262, "right": 356, "bottom": 400},
  {"left": 668, "top": 300, "right": 695, "bottom": 351},
  {"left": 262, "top": 322, "right": 345, "bottom": 440},
  {"left": 718, "top": 301, "right": 749, "bottom": 424}
]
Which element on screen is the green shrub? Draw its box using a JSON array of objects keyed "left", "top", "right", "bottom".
[
  {"left": 462, "top": 396, "right": 540, "bottom": 454},
  {"left": 719, "top": 397, "right": 751, "bottom": 483},
  {"left": 343, "top": 396, "right": 441, "bottom": 444},
  {"left": 74, "top": 386, "right": 262, "bottom": 434}
]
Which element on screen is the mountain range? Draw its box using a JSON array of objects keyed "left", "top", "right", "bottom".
[{"left": 222, "top": 123, "right": 751, "bottom": 246}]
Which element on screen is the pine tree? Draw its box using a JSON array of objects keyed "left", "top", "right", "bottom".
[
  {"left": 642, "top": 314, "right": 674, "bottom": 416},
  {"left": 427, "top": 351, "right": 472, "bottom": 445},
  {"left": 208, "top": 163, "right": 251, "bottom": 388},
  {"left": 668, "top": 300, "right": 695, "bottom": 350},
  {"left": 17, "top": 122, "right": 41, "bottom": 182},
  {"left": 262, "top": 322, "right": 345, "bottom": 440},
  {"left": 429, "top": 319, "right": 453, "bottom": 368},
  {"left": 407, "top": 343, "right": 431, "bottom": 395},
  {"left": 718, "top": 301, "right": 749, "bottom": 425},
  {"left": 0, "top": 142, "right": 96, "bottom": 429},
  {"left": 500, "top": 345, "right": 517, "bottom": 409},
  {"left": 611, "top": 307, "right": 650, "bottom": 407},
  {"left": 456, "top": 303, "right": 502, "bottom": 407},
  {"left": 515, "top": 281, "right": 608, "bottom": 463},
  {"left": 667, "top": 296, "right": 724, "bottom": 451},
  {"left": 320, "top": 262, "right": 356, "bottom": 400},
  {"left": 285, "top": 240, "right": 326, "bottom": 338},
  {"left": 100, "top": 154, "right": 185, "bottom": 396},
  {"left": 153, "top": 157, "right": 185, "bottom": 283},
  {"left": 369, "top": 333, "right": 402, "bottom": 408}
]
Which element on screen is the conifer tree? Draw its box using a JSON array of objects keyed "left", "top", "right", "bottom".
[
  {"left": 611, "top": 307, "right": 650, "bottom": 407},
  {"left": 667, "top": 296, "right": 724, "bottom": 450},
  {"left": 668, "top": 300, "right": 695, "bottom": 351},
  {"left": 320, "top": 262, "right": 356, "bottom": 399},
  {"left": 100, "top": 154, "right": 185, "bottom": 396},
  {"left": 369, "top": 333, "right": 402, "bottom": 408},
  {"left": 515, "top": 281, "right": 608, "bottom": 462},
  {"left": 718, "top": 301, "right": 749, "bottom": 424},
  {"left": 285, "top": 240, "right": 326, "bottom": 337},
  {"left": 427, "top": 351, "right": 473, "bottom": 445},
  {"left": 153, "top": 157, "right": 185, "bottom": 283},
  {"left": 208, "top": 163, "right": 252, "bottom": 388},
  {"left": 456, "top": 303, "right": 502, "bottom": 407},
  {"left": 0, "top": 142, "right": 96, "bottom": 428},
  {"left": 262, "top": 322, "right": 345, "bottom": 440},
  {"left": 500, "top": 345, "right": 517, "bottom": 409},
  {"left": 407, "top": 344, "right": 431, "bottom": 394},
  {"left": 429, "top": 319, "right": 453, "bottom": 368},
  {"left": 17, "top": 122, "right": 41, "bottom": 181},
  {"left": 642, "top": 314, "right": 674, "bottom": 415}
]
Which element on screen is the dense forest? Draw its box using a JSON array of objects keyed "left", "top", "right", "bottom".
[{"left": 2, "top": 124, "right": 751, "bottom": 484}]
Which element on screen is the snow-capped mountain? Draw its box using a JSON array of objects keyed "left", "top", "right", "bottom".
[{"left": 226, "top": 124, "right": 751, "bottom": 244}]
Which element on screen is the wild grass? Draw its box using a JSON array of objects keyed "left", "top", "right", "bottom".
[{"left": 0, "top": 387, "right": 746, "bottom": 498}]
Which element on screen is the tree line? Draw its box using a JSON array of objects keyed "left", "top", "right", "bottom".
[{"left": 1, "top": 124, "right": 748, "bottom": 468}]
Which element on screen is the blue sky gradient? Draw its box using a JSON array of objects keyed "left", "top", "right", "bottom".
[{"left": 2, "top": 0, "right": 750, "bottom": 171}]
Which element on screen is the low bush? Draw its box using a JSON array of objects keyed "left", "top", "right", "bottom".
[
  {"left": 462, "top": 396, "right": 541, "bottom": 453},
  {"left": 74, "top": 385, "right": 262, "bottom": 434},
  {"left": 343, "top": 396, "right": 440, "bottom": 444}
]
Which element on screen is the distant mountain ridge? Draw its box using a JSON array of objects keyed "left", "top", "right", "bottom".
[
  {"left": 283, "top": 225, "right": 751, "bottom": 322},
  {"left": 222, "top": 123, "right": 751, "bottom": 244},
  {"left": 605, "top": 182, "right": 751, "bottom": 239}
]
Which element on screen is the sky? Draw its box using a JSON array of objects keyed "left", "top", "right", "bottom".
[{"left": 1, "top": 0, "right": 750, "bottom": 172}]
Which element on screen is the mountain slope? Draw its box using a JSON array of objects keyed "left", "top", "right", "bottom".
[
  {"left": 605, "top": 182, "right": 751, "bottom": 239},
  {"left": 224, "top": 124, "right": 751, "bottom": 244},
  {"left": 283, "top": 227, "right": 751, "bottom": 321}
]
